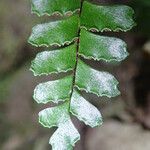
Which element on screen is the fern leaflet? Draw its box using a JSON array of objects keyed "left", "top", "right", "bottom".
[{"left": 28, "top": 0, "right": 135, "bottom": 149}]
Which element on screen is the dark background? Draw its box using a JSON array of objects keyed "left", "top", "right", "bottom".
[{"left": 0, "top": 0, "right": 150, "bottom": 149}]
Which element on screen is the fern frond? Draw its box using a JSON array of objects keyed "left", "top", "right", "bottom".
[{"left": 29, "top": 0, "right": 136, "bottom": 149}]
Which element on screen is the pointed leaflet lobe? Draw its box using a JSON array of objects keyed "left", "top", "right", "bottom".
[
  {"left": 28, "top": 15, "right": 79, "bottom": 47},
  {"left": 75, "top": 60, "right": 120, "bottom": 98},
  {"left": 39, "top": 102, "right": 80, "bottom": 150},
  {"left": 30, "top": 44, "right": 77, "bottom": 76},
  {"left": 81, "top": 1, "right": 136, "bottom": 31},
  {"left": 31, "top": 0, "right": 81, "bottom": 16},
  {"left": 34, "top": 75, "right": 73, "bottom": 104},
  {"left": 79, "top": 29, "right": 128, "bottom": 62},
  {"left": 70, "top": 89, "right": 103, "bottom": 127}
]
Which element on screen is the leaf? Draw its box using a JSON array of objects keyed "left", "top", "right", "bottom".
[
  {"left": 33, "top": 75, "right": 73, "bottom": 104},
  {"left": 75, "top": 59, "right": 120, "bottom": 98},
  {"left": 28, "top": 15, "right": 79, "bottom": 47},
  {"left": 39, "top": 102, "right": 80, "bottom": 150},
  {"left": 81, "top": 1, "right": 136, "bottom": 31},
  {"left": 30, "top": 44, "right": 77, "bottom": 76},
  {"left": 70, "top": 89, "right": 103, "bottom": 127},
  {"left": 50, "top": 121, "right": 80, "bottom": 150},
  {"left": 31, "top": 0, "right": 81, "bottom": 16},
  {"left": 28, "top": 0, "right": 136, "bottom": 149},
  {"left": 79, "top": 29, "right": 128, "bottom": 62}
]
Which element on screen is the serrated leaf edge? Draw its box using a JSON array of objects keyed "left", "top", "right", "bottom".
[
  {"left": 80, "top": 24, "right": 136, "bottom": 32},
  {"left": 30, "top": 66, "right": 74, "bottom": 76},
  {"left": 79, "top": 51, "right": 129, "bottom": 62},
  {"left": 28, "top": 37, "right": 78, "bottom": 48},
  {"left": 31, "top": 8, "right": 80, "bottom": 17},
  {"left": 74, "top": 84, "right": 120, "bottom": 98}
]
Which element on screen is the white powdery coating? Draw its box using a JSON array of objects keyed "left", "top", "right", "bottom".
[
  {"left": 107, "top": 38, "right": 127, "bottom": 61},
  {"left": 86, "top": 66, "right": 118, "bottom": 96},
  {"left": 71, "top": 90, "right": 102, "bottom": 127},
  {"left": 34, "top": 80, "right": 60, "bottom": 103},
  {"left": 111, "top": 6, "right": 134, "bottom": 28},
  {"left": 39, "top": 102, "right": 80, "bottom": 150},
  {"left": 50, "top": 121, "right": 80, "bottom": 150},
  {"left": 79, "top": 29, "right": 128, "bottom": 62},
  {"left": 33, "top": 76, "right": 72, "bottom": 104},
  {"left": 93, "top": 71, "right": 114, "bottom": 94},
  {"left": 32, "top": 21, "right": 58, "bottom": 37},
  {"left": 34, "top": 51, "right": 65, "bottom": 72},
  {"left": 76, "top": 60, "right": 120, "bottom": 97},
  {"left": 32, "top": 0, "right": 80, "bottom": 17},
  {"left": 100, "top": 5, "right": 135, "bottom": 30},
  {"left": 33, "top": 0, "right": 45, "bottom": 11}
]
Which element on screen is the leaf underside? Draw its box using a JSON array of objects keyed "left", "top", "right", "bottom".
[{"left": 29, "top": 0, "right": 135, "bottom": 149}]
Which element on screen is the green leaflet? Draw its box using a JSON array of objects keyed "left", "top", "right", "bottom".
[
  {"left": 79, "top": 29, "right": 128, "bottom": 62},
  {"left": 39, "top": 102, "right": 80, "bottom": 150},
  {"left": 31, "top": 0, "right": 81, "bottom": 16},
  {"left": 28, "top": 15, "right": 79, "bottom": 47},
  {"left": 29, "top": 0, "right": 136, "bottom": 149},
  {"left": 30, "top": 44, "right": 77, "bottom": 76},
  {"left": 75, "top": 59, "right": 120, "bottom": 98},
  {"left": 39, "top": 101, "right": 70, "bottom": 128},
  {"left": 81, "top": 1, "right": 136, "bottom": 31},
  {"left": 70, "top": 89, "right": 103, "bottom": 127},
  {"left": 34, "top": 75, "right": 73, "bottom": 104},
  {"left": 50, "top": 121, "right": 79, "bottom": 150}
]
